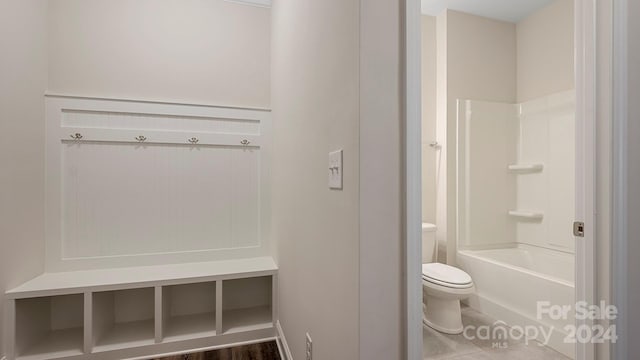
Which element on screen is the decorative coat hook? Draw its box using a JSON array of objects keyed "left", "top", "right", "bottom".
[
  {"left": 70, "top": 133, "right": 83, "bottom": 140},
  {"left": 188, "top": 137, "right": 199, "bottom": 144},
  {"left": 135, "top": 135, "right": 147, "bottom": 142},
  {"left": 240, "top": 139, "right": 250, "bottom": 146}
]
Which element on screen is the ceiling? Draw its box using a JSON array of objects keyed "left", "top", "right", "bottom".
[{"left": 421, "top": 0, "right": 556, "bottom": 23}]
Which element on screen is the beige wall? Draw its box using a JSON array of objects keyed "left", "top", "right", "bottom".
[
  {"left": 0, "top": 0, "right": 48, "bottom": 356},
  {"left": 440, "top": 10, "right": 517, "bottom": 262},
  {"left": 626, "top": 0, "right": 640, "bottom": 356},
  {"left": 421, "top": 15, "right": 437, "bottom": 224},
  {"left": 359, "top": 0, "right": 402, "bottom": 358},
  {"left": 272, "top": 0, "right": 403, "bottom": 358},
  {"left": 445, "top": 11, "right": 517, "bottom": 104},
  {"left": 435, "top": 12, "right": 448, "bottom": 257},
  {"left": 48, "top": 0, "right": 271, "bottom": 108},
  {"left": 517, "top": 0, "right": 574, "bottom": 102},
  {"left": 271, "top": 0, "right": 360, "bottom": 359}
]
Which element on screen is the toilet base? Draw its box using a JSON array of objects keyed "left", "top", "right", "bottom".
[{"left": 423, "top": 297, "right": 464, "bottom": 334}]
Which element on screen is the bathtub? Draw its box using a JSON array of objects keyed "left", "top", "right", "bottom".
[{"left": 457, "top": 244, "right": 575, "bottom": 358}]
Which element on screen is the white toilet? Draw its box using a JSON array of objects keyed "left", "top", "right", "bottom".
[{"left": 422, "top": 223, "right": 474, "bottom": 334}]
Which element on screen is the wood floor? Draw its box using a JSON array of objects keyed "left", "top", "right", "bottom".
[{"left": 155, "top": 341, "right": 281, "bottom": 360}]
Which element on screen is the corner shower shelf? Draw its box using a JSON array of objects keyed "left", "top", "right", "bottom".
[
  {"left": 507, "top": 164, "right": 544, "bottom": 173},
  {"left": 508, "top": 210, "right": 544, "bottom": 220},
  {"left": 5, "top": 257, "right": 277, "bottom": 360}
]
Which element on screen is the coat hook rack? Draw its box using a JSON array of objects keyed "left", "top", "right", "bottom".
[
  {"left": 188, "top": 137, "right": 199, "bottom": 144},
  {"left": 70, "top": 133, "right": 83, "bottom": 141},
  {"left": 240, "top": 139, "right": 250, "bottom": 146},
  {"left": 135, "top": 135, "right": 147, "bottom": 142}
]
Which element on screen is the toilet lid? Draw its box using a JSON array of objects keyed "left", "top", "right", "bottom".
[{"left": 422, "top": 263, "right": 472, "bottom": 287}]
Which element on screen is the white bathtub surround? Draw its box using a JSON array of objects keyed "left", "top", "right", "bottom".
[
  {"left": 517, "top": 90, "right": 576, "bottom": 252},
  {"left": 457, "top": 90, "right": 576, "bottom": 254},
  {"left": 456, "top": 90, "right": 576, "bottom": 358}
]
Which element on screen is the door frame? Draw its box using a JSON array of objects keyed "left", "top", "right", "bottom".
[
  {"left": 611, "top": 0, "right": 629, "bottom": 358},
  {"left": 403, "top": 0, "right": 598, "bottom": 359}
]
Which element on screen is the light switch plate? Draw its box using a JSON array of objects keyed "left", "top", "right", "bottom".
[{"left": 328, "top": 150, "right": 343, "bottom": 190}]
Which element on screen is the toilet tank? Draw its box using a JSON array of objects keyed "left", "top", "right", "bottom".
[{"left": 422, "top": 223, "right": 437, "bottom": 263}]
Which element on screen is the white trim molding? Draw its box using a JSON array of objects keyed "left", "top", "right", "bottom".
[
  {"left": 612, "top": 0, "right": 629, "bottom": 358},
  {"left": 404, "top": 0, "right": 424, "bottom": 359},
  {"left": 275, "top": 321, "right": 292, "bottom": 360},
  {"left": 44, "top": 93, "right": 272, "bottom": 112},
  {"left": 574, "top": 0, "right": 598, "bottom": 358},
  {"left": 223, "top": 0, "right": 271, "bottom": 9}
]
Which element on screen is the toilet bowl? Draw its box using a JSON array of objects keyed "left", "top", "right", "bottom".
[{"left": 422, "top": 223, "right": 474, "bottom": 334}]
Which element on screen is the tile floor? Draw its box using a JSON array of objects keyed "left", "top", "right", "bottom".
[{"left": 423, "top": 307, "right": 571, "bottom": 360}]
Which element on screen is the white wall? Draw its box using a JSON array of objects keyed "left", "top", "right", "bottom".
[
  {"left": 0, "top": 0, "right": 48, "bottom": 356},
  {"left": 47, "top": 0, "right": 271, "bottom": 108},
  {"left": 421, "top": 15, "right": 437, "bottom": 224},
  {"left": 440, "top": 10, "right": 517, "bottom": 263},
  {"left": 271, "top": 0, "right": 360, "bottom": 359},
  {"left": 517, "top": 0, "right": 574, "bottom": 102}
]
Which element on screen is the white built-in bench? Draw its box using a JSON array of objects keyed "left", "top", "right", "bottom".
[{"left": 5, "top": 257, "right": 278, "bottom": 360}]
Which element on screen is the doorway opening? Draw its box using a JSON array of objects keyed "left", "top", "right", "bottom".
[{"left": 405, "top": 1, "right": 597, "bottom": 359}]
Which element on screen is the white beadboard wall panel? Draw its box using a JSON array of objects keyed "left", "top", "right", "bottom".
[
  {"left": 62, "top": 143, "right": 260, "bottom": 258},
  {"left": 46, "top": 96, "right": 271, "bottom": 272}
]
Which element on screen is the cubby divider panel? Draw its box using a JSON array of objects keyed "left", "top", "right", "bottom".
[
  {"left": 161, "top": 282, "right": 217, "bottom": 341},
  {"left": 15, "top": 294, "right": 84, "bottom": 360},
  {"left": 222, "top": 276, "right": 273, "bottom": 334},
  {"left": 92, "top": 288, "right": 155, "bottom": 352}
]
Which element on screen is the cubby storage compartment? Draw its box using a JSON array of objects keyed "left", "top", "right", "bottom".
[
  {"left": 15, "top": 294, "right": 84, "bottom": 360},
  {"left": 222, "top": 276, "right": 272, "bottom": 334},
  {"left": 92, "top": 288, "right": 155, "bottom": 352},
  {"left": 162, "top": 282, "right": 217, "bottom": 341}
]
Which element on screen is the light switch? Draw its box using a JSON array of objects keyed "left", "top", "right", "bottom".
[{"left": 328, "top": 150, "right": 343, "bottom": 190}]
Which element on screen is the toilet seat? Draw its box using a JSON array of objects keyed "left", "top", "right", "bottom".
[{"left": 422, "top": 263, "right": 473, "bottom": 289}]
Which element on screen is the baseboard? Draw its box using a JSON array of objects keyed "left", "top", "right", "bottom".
[{"left": 276, "top": 321, "right": 293, "bottom": 360}]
